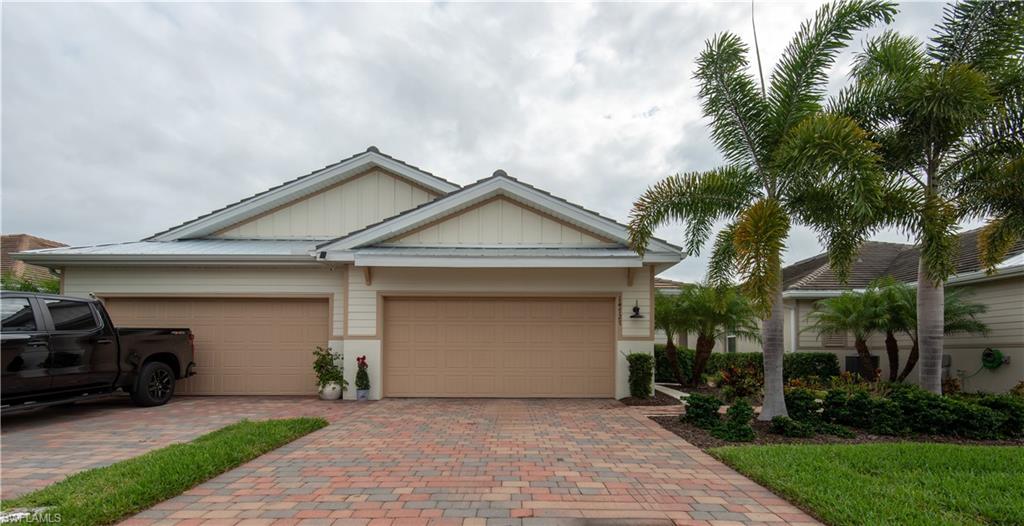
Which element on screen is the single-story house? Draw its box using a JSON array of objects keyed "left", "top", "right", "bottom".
[
  {"left": 782, "top": 229, "right": 1024, "bottom": 393},
  {"left": 16, "top": 148, "right": 683, "bottom": 399},
  {"left": 2, "top": 234, "right": 65, "bottom": 282}
]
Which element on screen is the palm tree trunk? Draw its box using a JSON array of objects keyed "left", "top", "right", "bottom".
[
  {"left": 664, "top": 335, "right": 684, "bottom": 385},
  {"left": 884, "top": 330, "right": 899, "bottom": 382},
  {"left": 690, "top": 335, "right": 716, "bottom": 386},
  {"left": 854, "top": 338, "right": 877, "bottom": 381},
  {"left": 917, "top": 258, "right": 944, "bottom": 394},
  {"left": 898, "top": 338, "right": 919, "bottom": 382},
  {"left": 758, "top": 281, "right": 787, "bottom": 421}
]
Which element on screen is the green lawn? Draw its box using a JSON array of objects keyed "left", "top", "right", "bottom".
[
  {"left": 1, "top": 418, "right": 328, "bottom": 526},
  {"left": 712, "top": 443, "right": 1024, "bottom": 526}
]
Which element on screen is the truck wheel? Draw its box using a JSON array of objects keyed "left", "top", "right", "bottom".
[{"left": 131, "top": 361, "right": 176, "bottom": 407}]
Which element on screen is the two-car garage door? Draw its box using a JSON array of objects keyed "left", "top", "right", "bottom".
[
  {"left": 383, "top": 297, "right": 615, "bottom": 398},
  {"left": 104, "top": 297, "right": 328, "bottom": 395}
]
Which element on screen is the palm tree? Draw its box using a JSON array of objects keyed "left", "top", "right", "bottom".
[
  {"left": 833, "top": 1, "right": 1024, "bottom": 393},
  {"left": 805, "top": 290, "right": 886, "bottom": 381},
  {"left": 628, "top": 0, "right": 895, "bottom": 419},
  {"left": 655, "top": 291, "right": 687, "bottom": 384},
  {"left": 676, "top": 284, "right": 760, "bottom": 386}
]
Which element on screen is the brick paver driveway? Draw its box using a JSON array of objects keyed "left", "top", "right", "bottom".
[{"left": 2, "top": 397, "right": 819, "bottom": 526}]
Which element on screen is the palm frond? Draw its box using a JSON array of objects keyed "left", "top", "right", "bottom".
[
  {"left": 628, "top": 167, "right": 757, "bottom": 256},
  {"left": 706, "top": 222, "right": 738, "bottom": 287},
  {"left": 695, "top": 32, "right": 770, "bottom": 175},
  {"left": 765, "top": 0, "right": 897, "bottom": 150},
  {"left": 929, "top": 0, "right": 1024, "bottom": 74},
  {"left": 732, "top": 198, "right": 790, "bottom": 317},
  {"left": 978, "top": 215, "right": 1024, "bottom": 272},
  {"left": 919, "top": 192, "right": 961, "bottom": 285}
]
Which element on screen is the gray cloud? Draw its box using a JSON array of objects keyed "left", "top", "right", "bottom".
[{"left": 3, "top": 2, "right": 953, "bottom": 281}]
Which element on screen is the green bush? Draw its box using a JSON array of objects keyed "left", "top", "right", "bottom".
[
  {"left": 654, "top": 344, "right": 694, "bottom": 383},
  {"left": 717, "top": 364, "right": 762, "bottom": 401},
  {"left": 888, "top": 384, "right": 956, "bottom": 435},
  {"left": 784, "top": 353, "right": 841, "bottom": 380},
  {"left": 823, "top": 389, "right": 903, "bottom": 435},
  {"left": 816, "top": 421, "right": 856, "bottom": 438},
  {"left": 784, "top": 388, "right": 821, "bottom": 422},
  {"left": 626, "top": 352, "right": 655, "bottom": 398},
  {"left": 706, "top": 352, "right": 762, "bottom": 377},
  {"left": 867, "top": 397, "right": 903, "bottom": 436},
  {"left": 712, "top": 399, "right": 756, "bottom": 442},
  {"left": 770, "top": 416, "right": 815, "bottom": 437},
  {"left": 972, "top": 394, "right": 1024, "bottom": 438},
  {"left": 946, "top": 398, "right": 1005, "bottom": 440},
  {"left": 683, "top": 393, "right": 721, "bottom": 429}
]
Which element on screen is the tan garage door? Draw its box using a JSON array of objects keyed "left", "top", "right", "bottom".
[
  {"left": 383, "top": 297, "right": 615, "bottom": 398},
  {"left": 103, "top": 297, "right": 329, "bottom": 395}
]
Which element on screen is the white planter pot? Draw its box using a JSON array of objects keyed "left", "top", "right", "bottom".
[
  {"left": 319, "top": 382, "right": 342, "bottom": 400},
  {"left": 356, "top": 389, "right": 369, "bottom": 400}
]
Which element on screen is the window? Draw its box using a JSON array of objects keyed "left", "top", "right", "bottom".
[
  {"left": 45, "top": 300, "right": 98, "bottom": 331},
  {"left": 727, "top": 334, "right": 737, "bottom": 353},
  {"left": 1, "top": 298, "right": 37, "bottom": 332}
]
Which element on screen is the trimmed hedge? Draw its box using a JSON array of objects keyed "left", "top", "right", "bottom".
[
  {"left": 653, "top": 346, "right": 839, "bottom": 384},
  {"left": 626, "top": 352, "right": 655, "bottom": 399}
]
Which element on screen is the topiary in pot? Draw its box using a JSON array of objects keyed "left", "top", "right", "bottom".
[
  {"left": 313, "top": 347, "right": 346, "bottom": 400},
  {"left": 355, "top": 355, "right": 370, "bottom": 400}
]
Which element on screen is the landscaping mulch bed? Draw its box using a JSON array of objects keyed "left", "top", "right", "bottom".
[
  {"left": 659, "top": 383, "right": 764, "bottom": 404},
  {"left": 652, "top": 415, "right": 1024, "bottom": 450},
  {"left": 619, "top": 390, "right": 682, "bottom": 406}
]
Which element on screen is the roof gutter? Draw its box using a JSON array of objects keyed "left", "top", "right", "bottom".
[
  {"left": 782, "top": 263, "right": 1024, "bottom": 299},
  {"left": 13, "top": 253, "right": 318, "bottom": 267}
]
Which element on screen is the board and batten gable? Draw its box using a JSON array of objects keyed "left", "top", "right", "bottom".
[
  {"left": 382, "top": 197, "right": 617, "bottom": 247},
  {"left": 213, "top": 169, "right": 440, "bottom": 239}
]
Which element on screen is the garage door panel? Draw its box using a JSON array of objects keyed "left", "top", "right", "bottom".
[
  {"left": 384, "top": 297, "right": 614, "bottom": 398},
  {"left": 104, "top": 297, "right": 328, "bottom": 395}
]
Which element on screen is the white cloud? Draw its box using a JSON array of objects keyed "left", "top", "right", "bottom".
[{"left": 2, "top": 2, "right": 950, "bottom": 281}]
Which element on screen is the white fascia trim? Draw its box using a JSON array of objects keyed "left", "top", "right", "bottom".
[
  {"left": 318, "top": 177, "right": 679, "bottom": 254},
  {"left": 149, "top": 152, "right": 460, "bottom": 241},
  {"left": 781, "top": 263, "right": 1024, "bottom": 299},
  {"left": 15, "top": 253, "right": 317, "bottom": 266},
  {"left": 351, "top": 255, "right": 643, "bottom": 268}
]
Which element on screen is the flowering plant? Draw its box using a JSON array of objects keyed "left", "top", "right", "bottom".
[{"left": 355, "top": 355, "right": 370, "bottom": 391}]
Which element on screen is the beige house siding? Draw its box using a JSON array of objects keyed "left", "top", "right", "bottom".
[
  {"left": 62, "top": 265, "right": 346, "bottom": 338},
  {"left": 383, "top": 197, "right": 614, "bottom": 247},
  {"left": 214, "top": 169, "right": 438, "bottom": 239},
  {"left": 789, "top": 276, "right": 1024, "bottom": 393}
]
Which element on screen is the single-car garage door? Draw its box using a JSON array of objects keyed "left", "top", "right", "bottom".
[
  {"left": 383, "top": 297, "right": 615, "bottom": 398},
  {"left": 103, "top": 297, "right": 329, "bottom": 395}
]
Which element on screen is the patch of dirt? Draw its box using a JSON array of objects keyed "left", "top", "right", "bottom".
[
  {"left": 652, "top": 416, "right": 1024, "bottom": 449},
  {"left": 620, "top": 390, "right": 682, "bottom": 406}
]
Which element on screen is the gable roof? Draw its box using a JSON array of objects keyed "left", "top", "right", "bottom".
[
  {"left": 147, "top": 147, "right": 460, "bottom": 241},
  {"left": 315, "top": 170, "right": 681, "bottom": 260},
  {"left": 783, "top": 228, "right": 1024, "bottom": 293}
]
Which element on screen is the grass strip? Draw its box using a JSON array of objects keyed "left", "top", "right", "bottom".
[
  {"left": 711, "top": 443, "right": 1024, "bottom": 526},
  {"left": 2, "top": 417, "right": 328, "bottom": 526}
]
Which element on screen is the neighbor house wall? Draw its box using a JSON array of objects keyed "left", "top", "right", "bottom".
[
  {"left": 343, "top": 265, "right": 655, "bottom": 399},
  {"left": 790, "top": 276, "right": 1024, "bottom": 393},
  {"left": 213, "top": 169, "right": 438, "bottom": 239}
]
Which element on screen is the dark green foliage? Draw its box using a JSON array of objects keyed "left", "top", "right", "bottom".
[
  {"left": 1, "top": 272, "right": 60, "bottom": 293},
  {"left": 784, "top": 388, "right": 822, "bottom": 422},
  {"left": 888, "top": 383, "right": 955, "bottom": 435},
  {"left": 946, "top": 398, "right": 1006, "bottom": 440},
  {"left": 866, "top": 397, "right": 903, "bottom": 436},
  {"left": 626, "top": 352, "right": 655, "bottom": 398},
  {"left": 816, "top": 421, "right": 856, "bottom": 438},
  {"left": 683, "top": 393, "right": 722, "bottom": 429},
  {"left": 712, "top": 399, "right": 756, "bottom": 442},
  {"left": 654, "top": 345, "right": 694, "bottom": 383},
  {"left": 717, "top": 364, "right": 763, "bottom": 402},
  {"left": 770, "top": 416, "right": 815, "bottom": 437},
  {"left": 311, "top": 347, "right": 345, "bottom": 389},
  {"left": 0, "top": 418, "right": 327, "bottom": 526},
  {"left": 785, "top": 353, "right": 841, "bottom": 380},
  {"left": 971, "top": 394, "right": 1024, "bottom": 438},
  {"left": 822, "top": 388, "right": 903, "bottom": 435},
  {"left": 707, "top": 352, "right": 762, "bottom": 376}
]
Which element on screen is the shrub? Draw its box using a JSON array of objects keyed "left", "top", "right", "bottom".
[
  {"left": 626, "top": 352, "right": 655, "bottom": 398},
  {"left": 770, "top": 416, "right": 815, "bottom": 437},
  {"left": 867, "top": 398, "right": 903, "bottom": 436},
  {"left": 946, "top": 398, "right": 1005, "bottom": 440},
  {"left": 683, "top": 393, "right": 721, "bottom": 429},
  {"left": 822, "top": 388, "right": 902, "bottom": 435},
  {"left": 1011, "top": 381, "right": 1024, "bottom": 398},
  {"left": 888, "top": 384, "right": 955, "bottom": 435},
  {"left": 972, "top": 394, "right": 1024, "bottom": 438},
  {"left": 312, "top": 347, "right": 345, "bottom": 389},
  {"left": 784, "top": 353, "right": 841, "bottom": 381},
  {"left": 654, "top": 345, "right": 694, "bottom": 383},
  {"left": 817, "top": 421, "right": 856, "bottom": 438},
  {"left": 706, "top": 352, "right": 762, "bottom": 377},
  {"left": 784, "top": 388, "right": 821, "bottom": 422},
  {"left": 717, "top": 364, "right": 762, "bottom": 401},
  {"left": 711, "top": 399, "right": 755, "bottom": 442}
]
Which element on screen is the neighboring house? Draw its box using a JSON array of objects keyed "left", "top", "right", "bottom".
[
  {"left": 653, "top": 277, "right": 762, "bottom": 354},
  {"left": 783, "top": 229, "right": 1024, "bottom": 393},
  {"left": 16, "top": 148, "right": 682, "bottom": 400},
  {"left": 1, "top": 234, "right": 65, "bottom": 283}
]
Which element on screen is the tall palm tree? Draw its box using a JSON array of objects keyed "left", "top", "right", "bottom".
[
  {"left": 655, "top": 291, "right": 687, "bottom": 384},
  {"left": 833, "top": 1, "right": 1024, "bottom": 393},
  {"left": 676, "top": 284, "right": 760, "bottom": 386},
  {"left": 805, "top": 290, "right": 886, "bottom": 380},
  {"left": 628, "top": 0, "right": 895, "bottom": 419}
]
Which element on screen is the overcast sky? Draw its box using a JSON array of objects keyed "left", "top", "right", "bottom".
[{"left": 3, "top": 1, "right": 968, "bottom": 281}]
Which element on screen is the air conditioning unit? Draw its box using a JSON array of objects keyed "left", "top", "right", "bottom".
[{"left": 845, "top": 355, "right": 879, "bottom": 378}]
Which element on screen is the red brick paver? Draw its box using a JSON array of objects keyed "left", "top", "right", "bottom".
[{"left": 1, "top": 397, "right": 819, "bottom": 525}]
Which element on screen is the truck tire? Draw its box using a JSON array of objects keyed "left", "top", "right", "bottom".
[{"left": 131, "top": 361, "right": 176, "bottom": 407}]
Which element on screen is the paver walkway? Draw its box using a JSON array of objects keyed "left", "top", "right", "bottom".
[{"left": 2, "top": 397, "right": 819, "bottom": 525}]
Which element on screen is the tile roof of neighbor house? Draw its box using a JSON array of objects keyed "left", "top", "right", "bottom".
[
  {"left": 783, "top": 227, "right": 1024, "bottom": 291},
  {"left": 2, "top": 234, "right": 65, "bottom": 280},
  {"left": 654, "top": 277, "right": 687, "bottom": 289}
]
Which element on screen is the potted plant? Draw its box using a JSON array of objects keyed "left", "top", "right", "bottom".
[
  {"left": 355, "top": 355, "right": 370, "bottom": 400},
  {"left": 313, "top": 346, "right": 345, "bottom": 400}
]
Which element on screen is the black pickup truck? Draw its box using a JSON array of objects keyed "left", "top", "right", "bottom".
[{"left": 1, "top": 291, "right": 195, "bottom": 411}]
